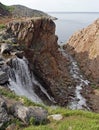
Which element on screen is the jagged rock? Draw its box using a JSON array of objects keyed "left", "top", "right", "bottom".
[
  {"left": 65, "top": 18, "right": 99, "bottom": 84},
  {"left": 11, "top": 103, "right": 48, "bottom": 124},
  {"left": 1, "top": 43, "right": 12, "bottom": 55},
  {"left": 0, "top": 57, "right": 5, "bottom": 66},
  {"left": 6, "top": 18, "right": 74, "bottom": 106},
  {"left": 0, "top": 71, "right": 9, "bottom": 84}
]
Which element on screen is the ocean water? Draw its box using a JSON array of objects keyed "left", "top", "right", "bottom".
[{"left": 48, "top": 12, "right": 99, "bottom": 44}]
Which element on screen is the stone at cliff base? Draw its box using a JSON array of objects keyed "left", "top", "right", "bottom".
[
  {"left": 0, "top": 71, "right": 9, "bottom": 84},
  {"left": 11, "top": 103, "right": 48, "bottom": 124},
  {"left": 48, "top": 114, "right": 63, "bottom": 121},
  {"left": 0, "top": 98, "right": 9, "bottom": 129}
]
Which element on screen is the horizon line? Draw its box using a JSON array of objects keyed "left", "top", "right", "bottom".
[{"left": 47, "top": 11, "right": 99, "bottom": 13}]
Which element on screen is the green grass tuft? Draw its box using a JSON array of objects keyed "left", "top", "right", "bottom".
[{"left": 0, "top": 24, "right": 6, "bottom": 30}]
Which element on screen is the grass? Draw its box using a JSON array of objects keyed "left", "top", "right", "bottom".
[
  {"left": 0, "top": 87, "right": 45, "bottom": 108},
  {"left": 0, "top": 87, "right": 99, "bottom": 130},
  {"left": 0, "top": 24, "right": 6, "bottom": 29},
  {"left": 24, "top": 108, "right": 99, "bottom": 130}
]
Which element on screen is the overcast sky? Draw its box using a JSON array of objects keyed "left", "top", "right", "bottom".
[{"left": 0, "top": 0, "right": 99, "bottom": 12}]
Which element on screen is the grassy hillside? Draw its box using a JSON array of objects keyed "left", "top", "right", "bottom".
[
  {"left": 24, "top": 109, "right": 99, "bottom": 130},
  {"left": 0, "top": 87, "right": 99, "bottom": 130},
  {"left": 10, "top": 5, "right": 50, "bottom": 18},
  {"left": 0, "top": 2, "right": 55, "bottom": 19}
]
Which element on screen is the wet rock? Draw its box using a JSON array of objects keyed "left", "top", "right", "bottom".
[
  {"left": 12, "top": 51, "right": 24, "bottom": 59},
  {"left": 0, "top": 71, "right": 9, "bottom": 84},
  {"left": 11, "top": 103, "right": 48, "bottom": 124},
  {"left": 1, "top": 43, "right": 12, "bottom": 55},
  {"left": 0, "top": 57, "right": 5, "bottom": 66}
]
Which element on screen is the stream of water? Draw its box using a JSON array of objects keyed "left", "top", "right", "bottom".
[
  {"left": 2, "top": 57, "right": 55, "bottom": 104},
  {"left": 59, "top": 46, "right": 90, "bottom": 110}
]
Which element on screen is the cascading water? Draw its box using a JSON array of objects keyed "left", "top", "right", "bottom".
[
  {"left": 2, "top": 56, "right": 55, "bottom": 104},
  {"left": 59, "top": 45, "right": 90, "bottom": 110}
]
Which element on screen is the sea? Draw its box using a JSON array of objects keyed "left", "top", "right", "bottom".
[{"left": 48, "top": 12, "right": 99, "bottom": 44}]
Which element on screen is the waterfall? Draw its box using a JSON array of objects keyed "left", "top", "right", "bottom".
[
  {"left": 59, "top": 46, "right": 90, "bottom": 110},
  {"left": 3, "top": 57, "right": 54, "bottom": 104}
]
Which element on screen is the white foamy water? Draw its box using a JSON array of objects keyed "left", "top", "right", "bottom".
[
  {"left": 4, "top": 57, "right": 54, "bottom": 103},
  {"left": 59, "top": 46, "right": 90, "bottom": 110}
]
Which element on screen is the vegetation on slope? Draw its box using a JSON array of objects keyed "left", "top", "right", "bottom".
[
  {"left": 0, "top": 87, "right": 99, "bottom": 130},
  {"left": 0, "top": 2, "right": 10, "bottom": 16},
  {"left": 0, "top": 2, "right": 54, "bottom": 19}
]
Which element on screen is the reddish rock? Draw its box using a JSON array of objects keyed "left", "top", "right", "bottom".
[{"left": 6, "top": 18, "right": 74, "bottom": 106}]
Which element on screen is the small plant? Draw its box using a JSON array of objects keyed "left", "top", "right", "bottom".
[
  {"left": 29, "top": 117, "right": 36, "bottom": 125},
  {"left": 0, "top": 24, "right": 6, "bottom": 29}
]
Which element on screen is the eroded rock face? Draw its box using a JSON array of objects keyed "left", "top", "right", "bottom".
[
  {"left": 6, "top": 18, "right": 74, "bottom": 106},
  {"left": 64, "top": 19, "right": 99, "bottom": 85}
]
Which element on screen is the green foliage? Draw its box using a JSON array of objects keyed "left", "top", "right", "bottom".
[
  {"left": 0, "top": 24, "right": 6, "bottom": 29},
  {"left": 0, "top": 118, "right": 21, "bottom": 130},
  {"left": 1, "top": 88, "right": 99, "bottom": 130},
  {"left": 24, "top": 125, "right": 52, "bottom": 130},
  {"left": 0, "top": 3, "right": 14, "bottom": 13},
  {"left": 0, "top": 88, "right": 19, "bottom": 100},
  {"left": 24, "top": 107, "right": 99, "bottom": 130},
  {"left": 29, "top": 117, "right": 36, "bottom": 125},
  {"left": 91, "top": 84, "right": 98, "bottom": 89},
  {"left": 0, "top": 87, "right": 45, "bottom": 108}
]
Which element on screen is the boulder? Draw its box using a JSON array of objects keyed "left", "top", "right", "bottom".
[
  {"left": 11, "top": 103, "right": 48, "bottom": 124},
  {"left": 1, "top": 43, "right": 12, "bottom": 55},
  {"left": 0, "top": 71, "right": 9, "bottom": 84},
  {"left": 48, "top": 114, "right": 63, "bottom": 121}
]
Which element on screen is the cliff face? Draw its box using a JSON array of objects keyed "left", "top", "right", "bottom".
[
  {"left": 65, "top": 19, "right": 99, "bottom": 85},
  {"left": 6, "top": 18, "right": 74, "bottom": 106}
]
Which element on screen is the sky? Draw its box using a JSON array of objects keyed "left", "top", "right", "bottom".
[{"left": 0, "top": 0, "right": 99, "bottom": 12}]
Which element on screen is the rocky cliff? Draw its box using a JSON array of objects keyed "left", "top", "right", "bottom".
[
  {"left": 64, "top": 19, "right": 99, "bottom": 85},
  {"left": 6, "top": 18, "right": 74, "bottom": 106}
]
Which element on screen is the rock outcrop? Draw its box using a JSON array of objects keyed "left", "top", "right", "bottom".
[
  {"left": 0, "top": 94, "right": 48, "bottom": 129},
  {"left": 11, "top": 103, "right": 48, "bottom": 124},
  {"left": 64, "top": 19, "right": 99, "bottom": 85},
  {"left": 6, "top": 18, "right": 74, "bottom": 106},
  {"left": 0, "top": 97, "right": 9, "bottom": 129}
]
